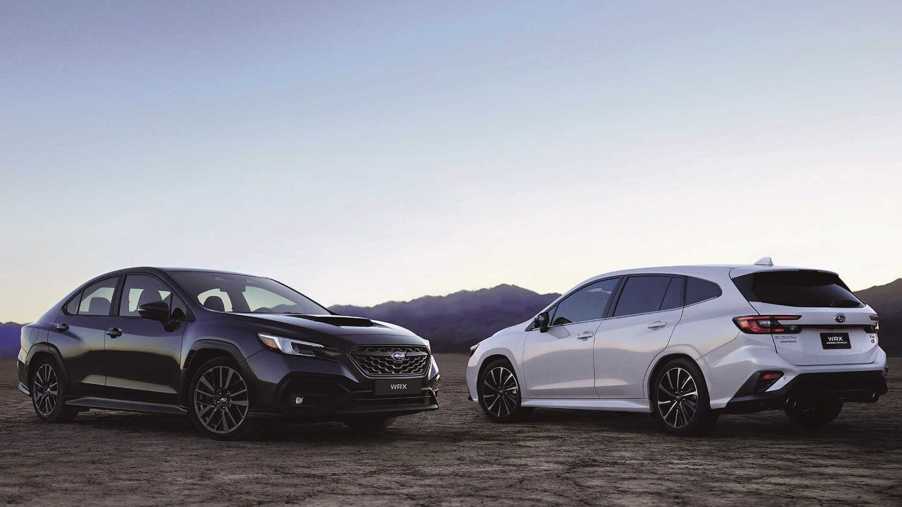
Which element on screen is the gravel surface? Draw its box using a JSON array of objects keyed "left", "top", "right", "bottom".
[{"left": 1, "top": 355, "right": 900, "bottom": 506}]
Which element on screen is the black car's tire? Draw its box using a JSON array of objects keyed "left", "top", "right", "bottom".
[
  {"left": 785, "top": 398, "right": 843, "bottom": 430},
  {"left": 188, "top": 357, "right": 254, "bottom": 440},
  {"left": 477, "top": 358, "right": 532, "bottom": 422},
  {"left": 651, "top": 357, "right": 717, "bottom": 436},
  {"left": 343, "top": 416, "right": 396, "bottom": 434},
  {"left": 31, "top": 359, "right": 78, "bottom": 423}
]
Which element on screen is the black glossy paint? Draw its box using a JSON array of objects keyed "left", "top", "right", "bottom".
[{"left": 17, "top": 267, "right": 440, "bottom": 421}]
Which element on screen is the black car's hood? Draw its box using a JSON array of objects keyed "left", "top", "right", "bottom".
[{"left": 227, "top": 313, "right": 427, "bottom": 348}]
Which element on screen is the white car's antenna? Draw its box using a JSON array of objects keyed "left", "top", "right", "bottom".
[{"left": 754, "top": 256, "right": 774, "bottom": 266}]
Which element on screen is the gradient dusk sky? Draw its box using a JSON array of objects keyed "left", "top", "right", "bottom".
[{"left": 1, "top": 1, "right": 901, "bottom": 322}]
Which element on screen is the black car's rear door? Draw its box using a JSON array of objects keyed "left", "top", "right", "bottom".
[
  {"left": 104, "top": 273, "right": 186, "bottom": 404},
  {"left": 49, "top": 276, "right": 121, "bottom": 397}
]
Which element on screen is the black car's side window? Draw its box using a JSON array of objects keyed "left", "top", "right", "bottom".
[
  {"left": 77, "top": 277, "right": 120, "bottom": 316},
  {"left": 551, "top": 278, "right": 620, "bottom": 326},
  {"left": 64, "top": 294, "right": 81, "bottom": 315},
  {"left": 120, "top": 275, "right": 173, "bottom": 317},
  {"left": 613, "top": 276, "right": 673, "bottom": 317}
]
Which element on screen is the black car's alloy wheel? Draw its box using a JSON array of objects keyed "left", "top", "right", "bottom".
[
  {"left": 652, "top": 358, "right": 716, "bottom": 435},
  {"left": 191, "top": 359, "right": 251, "bottom": 439},
  {"left": 32, "top": 363, "right": 59, "bottom": 418},
  {"left": 478, "top": 359, "right": 530, "bottom": 422},
  {"left": 31, "top": 360, "right": 77, "bottom": 422}
]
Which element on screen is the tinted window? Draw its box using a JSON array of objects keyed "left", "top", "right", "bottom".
[
  {"left": 169, "top": 271, "right": 328, "bottom": 315},
  {"left": 732, "top": 270, "right": 862, "bottom": 308},
  {"left": 551, "top": 278, "right": 619, "bottom": 326},
  {"left": 78, "top": 277, "right": 119, "bottom": 316},
  {"left": 198, "top": 288, "right": 233, "bottom": 312},
  {"left": 660, "top": 277, "right": 685, "bottom": 310},
  {"left": 614, "top": 276, "right": 672, "bottom": 317},
  {"left": 120, "top": 275, "right": 173, "bottom": 317},
  {"left": 686, "top": 277, "right": 722, "bottom": 305},
  {"left": 65, "top": 294, "right": 80, "bottom": 315}
]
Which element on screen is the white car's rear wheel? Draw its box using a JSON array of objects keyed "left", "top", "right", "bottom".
[{"left": 652, "top": 358, "right": 717, "bottom": 435}]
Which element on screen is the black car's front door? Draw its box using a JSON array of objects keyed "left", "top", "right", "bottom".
[{"left": 104, "top": 274, "right": 186, "bottom": 404}]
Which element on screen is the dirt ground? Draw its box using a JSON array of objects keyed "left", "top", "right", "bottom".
[{"left": 0, "top": 355, "right": 900, "bottom": 506}]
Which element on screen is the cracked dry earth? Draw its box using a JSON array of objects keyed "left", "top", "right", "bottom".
[{"left": 0, "top": 355, "right": 900, "bottom": 506}]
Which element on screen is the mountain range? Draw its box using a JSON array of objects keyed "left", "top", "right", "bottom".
[
  {"left": 1, "top": 279, "right": 899, "bottom": 357},
  {"left": 332, "top": 284, "right": 560, "bottom": 352},
  {"left": 854, "top": 278, "right": 902, "bottom": 356}
]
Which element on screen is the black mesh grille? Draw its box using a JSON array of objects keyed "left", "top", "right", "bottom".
[{"left": 351, "top": 346, "right": 430, "bottom": 378}]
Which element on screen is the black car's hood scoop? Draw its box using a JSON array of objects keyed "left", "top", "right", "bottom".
[
  {"left": 288, "top": 314, "right": 374, "bottom": 327},
  {"left": 230, "top": 312, "right": 423, "bottom": 343}
]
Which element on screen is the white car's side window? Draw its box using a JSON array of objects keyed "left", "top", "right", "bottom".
[{"left": 550, "top": 278, "right": 619, "bottom": 327}]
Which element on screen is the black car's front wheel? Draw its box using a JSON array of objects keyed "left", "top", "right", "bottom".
[
  {"left": 188, "top": 357, "right": 253, "bottom": 440},
  {"left": 477, "top": 359, "right": 531, "bottom": 422},
  {"left": 31, "top": 359, "right": 78, "bottom": 423}
]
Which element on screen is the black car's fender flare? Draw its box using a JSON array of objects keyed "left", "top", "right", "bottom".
[{"left": 180, "top": 339, "right": 258, "bottom": 406}]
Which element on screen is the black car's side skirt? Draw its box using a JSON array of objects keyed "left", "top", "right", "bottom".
[{"left": 65, "top": 397, "right": 187, "bottom": 416}]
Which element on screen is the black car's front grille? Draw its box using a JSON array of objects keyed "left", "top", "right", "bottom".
[{"left": 351, "top": 346, "right": 430, "bottom": 378}]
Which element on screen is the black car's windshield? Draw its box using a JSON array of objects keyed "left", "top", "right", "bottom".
[{"left": 169, "top": 271, "right": 329, "bottom": 315}]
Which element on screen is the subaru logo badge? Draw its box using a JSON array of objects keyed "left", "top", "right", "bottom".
[
  {"left": 835, "top": 313, "right": 846, "bottom": 324},
  {"left": 391, "top": 351, "right": 406, "bottom": 362}
]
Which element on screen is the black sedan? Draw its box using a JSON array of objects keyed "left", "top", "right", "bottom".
[{"left": 16, "top": 267, "right": 440, "bottom": 439}]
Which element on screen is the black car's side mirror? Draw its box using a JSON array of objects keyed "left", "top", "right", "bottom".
[
  {"left": 137, "top": 301, "right": 170, "bottom": 322},
  {"left": 533, "top": 312, "right": 550, "bottom": 332}
]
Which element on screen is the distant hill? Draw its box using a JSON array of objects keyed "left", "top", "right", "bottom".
[
  {"left": 0, "top": 324, "right": 21, "bottom": 358},
  {"left": 332, "top": 284, "right": 560, "bottom": 352},
  {"left": 855, "top": 279, "right": 902, "bottom": 356}
]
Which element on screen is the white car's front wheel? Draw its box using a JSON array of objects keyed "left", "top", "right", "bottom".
[{"left": 478, "top": 359, "right": 531, "bottom": 422}]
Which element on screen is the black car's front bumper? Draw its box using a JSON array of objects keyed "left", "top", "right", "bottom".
[
  {"left": 724, "top": 370, "right": 888, "bottom": 414},
  {"left": 245, "top": 349, "right": 439, "bottom": 421}
]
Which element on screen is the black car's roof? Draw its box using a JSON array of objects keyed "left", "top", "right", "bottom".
[
  {"left": 97, "top": 266, "right": 257, "bottom": 278},
  {"left": 155, "top": 267, "right": 256, "bottom": 277}
]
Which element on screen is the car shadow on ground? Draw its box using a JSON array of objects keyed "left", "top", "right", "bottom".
[
  {"left": 528, "top": 407, "right": 895, "bottom": 447},
  {"left": 66, "top": 411, "right": 446, "bottom": 444}
]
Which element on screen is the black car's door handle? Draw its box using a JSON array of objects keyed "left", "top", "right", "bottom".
[
  {"left": 106, "top": 328, "right": 123, "bottom": 338},
  {"left": 54, "top": 322, "right": 69, "bottom": 332}
]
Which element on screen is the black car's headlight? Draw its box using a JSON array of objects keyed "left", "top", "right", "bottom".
[{"left": 258, "top": 332, "right": 324, "bottom": 358}]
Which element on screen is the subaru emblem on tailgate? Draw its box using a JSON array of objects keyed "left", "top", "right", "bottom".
[
  {"left": 391, "top": 351, "right": 406, "bottom": 362},
  {"left": 835, "top": 313, "right": 846, "bottom": 323}
]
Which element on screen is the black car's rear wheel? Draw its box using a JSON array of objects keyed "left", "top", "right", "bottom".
[
  {"left": 31, "top": 360, "right": 78, "bottom": 422},
  {"left": 478, "top": 359, "right": 531, "bottom": 422},
  {"left": 189, "top": 358, "right": 253, "bottom": 440}
]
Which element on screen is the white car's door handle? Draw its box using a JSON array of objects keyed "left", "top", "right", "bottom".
[
  {"left": 648, "top": 320, "right": 667, "bottom": 330},
  {"left": 576, "top": 331, "right": 594, "bottom": 340}
]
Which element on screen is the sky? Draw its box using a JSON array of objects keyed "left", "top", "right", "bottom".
[{"left": 1, "top": 1, "right": 901, "bottom": 323}]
